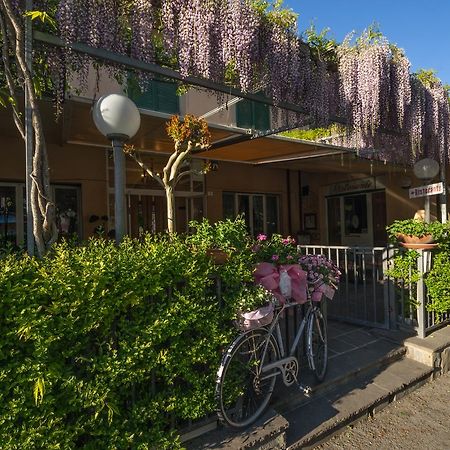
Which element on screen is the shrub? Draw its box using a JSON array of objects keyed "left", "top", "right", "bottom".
[{"left": 0, "top": 224, "right": 253, "bottom": 449}]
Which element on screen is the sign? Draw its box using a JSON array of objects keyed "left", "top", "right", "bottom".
[
  {"left": 409, "top": 182, "right": 444, "bottom": 199},
  {"left": 327, "top": 177, "right": 376, "bottom": 196}
]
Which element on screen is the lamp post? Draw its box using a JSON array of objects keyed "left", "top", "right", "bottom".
[
  {"left": 93, "top": 94, "right": 141, "bottom": 243},
  {"left": 413, "top": 158, "right": 440, "bottom": 223}
]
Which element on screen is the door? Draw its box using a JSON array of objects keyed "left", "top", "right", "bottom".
[
  {"left": 372, "top": 191, "right": 387, "bottom": 246},
  {"left": 0, "top": 186, "right": 17, "bottom": 247},
  {"left": 327, "top": 197, "right": 341, "bottom": 245}
]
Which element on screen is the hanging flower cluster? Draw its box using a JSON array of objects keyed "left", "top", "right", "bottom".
[{"left": 43, "top": 1, "right": 450, "bottom": 165}]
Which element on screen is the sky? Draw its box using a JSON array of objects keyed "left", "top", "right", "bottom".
[{"left": 286, "top": 0, "right": 450, "bottom": 85}]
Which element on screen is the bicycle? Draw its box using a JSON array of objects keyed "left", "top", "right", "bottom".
[{"left": 215, "top": 281, "right": 328, "bottom": 429}]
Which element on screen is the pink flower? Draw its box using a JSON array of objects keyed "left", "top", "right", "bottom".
[
  {"left": 271, "top": 254, "right": 279, "bottom": 261},
  {"left": 287, "top": 255, "right": 293, "bottom": 260},
  {"left": 257, "top": 234, "right": 267, "bottom": 241}
]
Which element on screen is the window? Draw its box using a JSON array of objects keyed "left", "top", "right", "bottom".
[
  {"left": 236, "top": 97, "right": 270, "bottom": 130},
  {"left": 54, "top": 186, "right": 81, "bottom": 237},
  {"left": 0, "top": 183, "right": 82, "bottom": 247},
  {"left": 223, "top": 192, "right": 279, "bottom": 236},
  {"left": 0, "top": 186, "right": 17, "bottom": 247},
  {"left": 128, "top": 77, "right": 179, "bottom": 114}
]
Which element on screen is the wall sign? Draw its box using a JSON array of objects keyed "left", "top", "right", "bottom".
[
  {"left": 409, "top": 182, "right": 443, "bottom": 199},
  {"left": 326, "top": 177, "right": 376, "bottom": 196}
]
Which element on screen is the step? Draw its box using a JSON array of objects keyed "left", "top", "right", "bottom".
[
  {"left": 272, "top": 336, "right": 406, "bottom": 413},
  {"left": 284, "top": 357, "right": 434, "bottom": 449},
  {"left": 185, "top": 409, "right": 288, "bottom": 450}
]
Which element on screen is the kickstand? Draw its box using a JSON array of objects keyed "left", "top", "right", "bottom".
[{"left": 298, "top": 383, "right": 312, "bottom": 397}]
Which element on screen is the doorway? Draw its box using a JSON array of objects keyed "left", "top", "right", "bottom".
[{"left": 327, "top": 190, "right": 386, "bottom": 246}]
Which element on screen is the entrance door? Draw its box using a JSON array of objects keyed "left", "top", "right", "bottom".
[
  {"left": 327, "top": 197, "right": 342, "bottom": 245},
  {"left": 128, "top": 194, "right": 200, "bottom": 236},
  {"left": 372, "top": 191, "right": 387, "bottom": 246},
  {"left": 128, "top": 195, "right": 166, "bottom": 236}
]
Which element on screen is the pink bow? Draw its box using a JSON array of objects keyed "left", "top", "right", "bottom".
[{"left": 254, "top": 262, "right": 308, "bottom": 304}]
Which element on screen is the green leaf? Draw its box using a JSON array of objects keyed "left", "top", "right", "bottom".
[
  {"left": 33, "top": 377, "right": 45, "bottom": 405},
  {"left": 24, "top": 10, "right": 57, "bottom": 30}
]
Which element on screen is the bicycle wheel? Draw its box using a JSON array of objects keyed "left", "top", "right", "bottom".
[
  {"left": 306, "top": 308, "right": 328, "bottom": 382},
  {"left": 215, "top": 329, "right": 279, "bottom": 428}
]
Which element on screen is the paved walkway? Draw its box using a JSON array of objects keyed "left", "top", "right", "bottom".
[{"left": 316, "top": 371, "right": 450, "bottom": 450}]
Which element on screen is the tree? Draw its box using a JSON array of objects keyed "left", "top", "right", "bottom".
[
  {"left": 125, "top": 115, "right": 211, "bottom": 233},
  {"left": 0, "top": 1, "right": 57, "bottom": 256}
]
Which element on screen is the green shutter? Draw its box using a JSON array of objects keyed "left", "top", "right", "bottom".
[
  {"left": 128, "top": 76, "right": 179, "bottom": 114},
  {"left": 254, "top": 102, "right": 270, "bottom": 131},
  {"left": 236, "top": 100, "right": 254, "bottom": 128},
  {"left": 154, "top": 81, "right": 179, "bottom": 114},
  {"left": 236, "top": 98, "right": 270, "bottom": 130}
]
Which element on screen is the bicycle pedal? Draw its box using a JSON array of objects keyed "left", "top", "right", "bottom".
[{"left": 298, "top": 383, "right": 312, "bottom": 397}]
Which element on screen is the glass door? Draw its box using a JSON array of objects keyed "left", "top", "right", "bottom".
[{"left": 0, "top": 186, "right": 17, "bottom": 247}]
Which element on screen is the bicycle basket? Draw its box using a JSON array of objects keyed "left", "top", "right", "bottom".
[{"left": 237, "top": 302, "right": 275, "bottom": 331}]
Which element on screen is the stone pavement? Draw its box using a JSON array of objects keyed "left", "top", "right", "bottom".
[
  {"left": 185, "top": 321, "right": 450, "bottom": 449},
  {"left": 316, "top": 371, "right": 450, "bottom": 450}
]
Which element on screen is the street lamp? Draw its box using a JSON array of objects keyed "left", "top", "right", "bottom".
[
  {"left": 93, "top": 94, "right": 141, "bottom": 242},
  {"left": 413, "top": 158, "right": 440, "bottom": 223}
]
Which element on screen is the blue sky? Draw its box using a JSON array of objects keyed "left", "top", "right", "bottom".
[{"left": 286, "top": 0, "right": 450, "bottom": 85}]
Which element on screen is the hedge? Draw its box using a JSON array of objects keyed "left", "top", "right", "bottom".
[{"left": 0, "top": 220, "right": 254, "bottom": 449}]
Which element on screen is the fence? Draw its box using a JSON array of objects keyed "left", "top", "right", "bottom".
[
  {"left": 299, "top": 245, "right": 392, "bottom": 329},
  {"left": 299, "top": 244, "right": 450, "bottom": 338},
  {"left": 396, "top": 249, "right": 450, "bottom": 338}
]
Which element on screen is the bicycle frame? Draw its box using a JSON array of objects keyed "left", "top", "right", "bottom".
[{"left": 259, "top": 300, "right": 318, "bottom": 386}]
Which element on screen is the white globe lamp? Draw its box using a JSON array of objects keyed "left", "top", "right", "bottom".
[
  {"left": 413, "top": 158, "right": 440, "bottom": 182},
  {"left": 413, "top": 158, "right": 440, "bottom": 223},
  {"left": 93, "top": 94, "right": 141, "bottom": 242}
]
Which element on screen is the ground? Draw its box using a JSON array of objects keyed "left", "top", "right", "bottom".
[{"left": 316, "top": 371, "right": 450, "bottom": 449}]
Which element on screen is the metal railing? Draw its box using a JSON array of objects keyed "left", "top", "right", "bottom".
[
  {"left": 299, "top": 245, "right": 392, "bottom": 329},
  {"left": 299, "top": 244, "right": 450, "bottom": 338}
]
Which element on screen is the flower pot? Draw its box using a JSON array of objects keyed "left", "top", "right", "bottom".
[
  {"left": 206, "top": 248, "right": 229, "bottom": 265},
  {"left": 396, "top": 233, "right": 435, "bottom": 244}
]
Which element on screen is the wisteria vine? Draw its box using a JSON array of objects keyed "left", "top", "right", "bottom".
[{"left": 18, "top": 0, "right": 450, "bottom": 165}]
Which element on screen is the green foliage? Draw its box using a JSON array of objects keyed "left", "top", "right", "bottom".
[
  {"left": 252, "top": 0, "right": 298, "bottom": 30},
  {"left": 24, "top": 10, "right": 57, "bottom": 30},
  {"left": 280, "top": 124, "right": 344, "bottom": 141},
  {"left": 385, "top": 249, "right": 420, "bottom": 284},
  {"left": 0, "top": 227, "right": 254, "bottom": 449},
  {"left": 304, "top": 24, "right": 338, "bottom": 65},
  {"left": 425, "top": 251, "right": 450, "bottom": 319},
  {"left": 415, "top": 68, "right": 443, "bottom": 89},
  {"left": 386, "top": 219, "right": 450, "bottom": 242}
]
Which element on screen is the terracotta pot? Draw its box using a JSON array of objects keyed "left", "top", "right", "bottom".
[
  {"left": 396, "top": 233, "right": 435, "bottom": 244},
  {"left": 206, "top": 248, "right": 229, "bottom": 265}
]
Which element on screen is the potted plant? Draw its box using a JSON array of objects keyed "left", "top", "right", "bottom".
[{"left": 386, "top": 219, "right": 450, "bottom": 248}]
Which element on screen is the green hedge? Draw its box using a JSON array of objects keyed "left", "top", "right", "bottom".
[{"left": 0, "top": 223, "right": 254, "bottom": 449}]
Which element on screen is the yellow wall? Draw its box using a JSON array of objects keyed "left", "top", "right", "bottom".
[
  {"left": 0, "top": 136, "right": 108, "bottom": 240},
  {"left": 205, "top": 161, "right": 292, "bottom": 235}
]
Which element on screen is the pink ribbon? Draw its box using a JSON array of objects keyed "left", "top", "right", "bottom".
[{"left": 254, "top": 262, "right": 308, "bottom": 304}]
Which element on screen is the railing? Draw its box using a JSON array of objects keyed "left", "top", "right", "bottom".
[
  {"left": 299, "top": 245, "right": 392, "bottom": 329},
  {"left": 299, "top": 244, "right": 450, "bottom": 339},
  {"left": 408, "top": 249, "right": 450, "bottom": 338}
]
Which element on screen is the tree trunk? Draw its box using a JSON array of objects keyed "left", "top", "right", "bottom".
[
  {"left": 0, "top": 0, "right": 58, "bottom": 256},
  {"left": 165, "top": 184, "right": 175, "bottom": 233}
]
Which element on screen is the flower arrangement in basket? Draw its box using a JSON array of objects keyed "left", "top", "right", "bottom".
[
  {"left": 235, "top": 234, "right": 341, "bottom": 331},
  {"left": 235, "top": 284, "right": 277, "bottom": 331},
  {"left": 298, "top": 254, "right": 341, "bottom": 301},
  {"left": 252, "top": 234, "right": 308, "bottom": 304}
]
